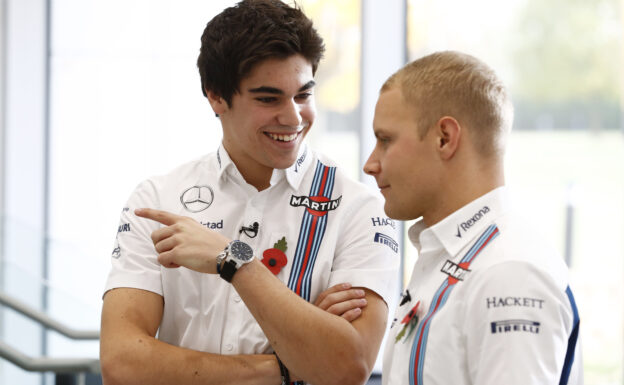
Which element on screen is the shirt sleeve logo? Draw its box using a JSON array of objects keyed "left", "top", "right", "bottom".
[
  {"left": 117, "top": 223, "right": 131, "bottom": 233},
  {"left": 180, "top": 185, "right": 214, "bottom": 213},
  {"left": 486, "top": 296, "right": 545, "bottom": 309},
  {"left": 371, "top": 217, "right": 396, "bottom": 229},
  {"left": 491, "top": 319, "right": 540, "bottom": 334},
  {"left": 374, "top": 232, "right": 398, "bottom": 253}
]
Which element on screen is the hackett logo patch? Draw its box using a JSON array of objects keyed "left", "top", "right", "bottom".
[{"left": 290, "top": 195, "right": 342, "bottom": 217}]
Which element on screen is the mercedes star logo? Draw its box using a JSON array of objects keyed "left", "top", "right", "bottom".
[{"left": 180, "top": 185, "right": 214, "bottom": 213}]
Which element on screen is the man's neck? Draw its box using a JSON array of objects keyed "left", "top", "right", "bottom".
[
  {"left": 423, "top": 164, "right": 504, "bottom": 228},
  {"left": 239, "top": 166, "right": 273, "bottom": 192},
  {"left": 221, "top": 145, "right": 274, "bottom": 191}
]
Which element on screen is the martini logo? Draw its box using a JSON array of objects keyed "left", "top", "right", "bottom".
[
  {"left": 290, "top": 195, "right": 342, "bottom": 217},
  {"left": 440, "top": 259, "right": 470, "bottom": 284}
]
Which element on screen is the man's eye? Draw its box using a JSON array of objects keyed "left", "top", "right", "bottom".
[
  {"left": 295, "top": 92, "right": 312, "bottom": 101},
  {"left": 256, "top": 97, "right": 277, "bottom": 103}
]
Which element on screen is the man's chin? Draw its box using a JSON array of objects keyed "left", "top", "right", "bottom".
[
  {"left": 384, "top": 203, "right": 415, "bottom": 221},
  {"left": 270, "top": 156, "right": 298, "bottom": 171}
]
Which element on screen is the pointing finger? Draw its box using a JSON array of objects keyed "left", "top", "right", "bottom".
[{"left": 135, "top": 208, "right": 182, "bottom": 226}]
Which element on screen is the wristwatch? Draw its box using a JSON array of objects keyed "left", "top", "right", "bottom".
[{"left": 217, "top": 240, "right": 255, "bottom": 282}]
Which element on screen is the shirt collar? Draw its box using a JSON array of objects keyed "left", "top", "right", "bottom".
[
  {"left": 215, "top": 143, "right": 237, "bottom": 182},
  {"left": 215, "top": 142, "right": 313, "bottom": 191},
  {"left": 408, "top": 186, "right": 509, "bottom": 258},
  {"left": 284, "top": 143, "right": 312, "bottom": 190}
]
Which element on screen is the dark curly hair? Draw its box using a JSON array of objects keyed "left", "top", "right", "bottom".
[{"left": 197, "top": 0, "right": 325, "bottom": 106}]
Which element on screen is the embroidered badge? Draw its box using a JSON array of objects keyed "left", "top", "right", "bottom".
[
  {"left": 395, "top": 301, "right": 421, "bottom": 344},
  {"left": 262, "top": 237, "right": 288, "bottom": 275}
]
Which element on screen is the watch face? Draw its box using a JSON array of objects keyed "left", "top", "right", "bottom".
[{"left": 231, "top": 240, "right": 254, "bottom": 261}]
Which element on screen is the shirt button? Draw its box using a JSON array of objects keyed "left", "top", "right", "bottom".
[
  {"left": 234, "top": 296, "right": 241, "bottom": 303},
  {"left": 225, "top": 344, "right": 233, "bottom": 351}
]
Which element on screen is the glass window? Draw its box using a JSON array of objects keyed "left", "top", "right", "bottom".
[
  {"left": 48, "top": 0, "right": 237, "bottom": 357},
  {"left": 301, "top": 0, "right": 362, "bottom": 180}
]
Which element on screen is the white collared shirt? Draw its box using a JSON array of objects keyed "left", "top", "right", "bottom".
[
  {"left": 105, "top": 143, "right": 399, "bottom": 354},
  {"left": 383, "top": 187, "right": 582, "bottom": 385}
]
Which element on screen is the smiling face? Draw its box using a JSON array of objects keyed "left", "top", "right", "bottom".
[
  {"left": 209, "top": 54, "right": 315, "bottom": 188},
  {"left": 363, "top": 87, "right": 441, "bottom": 221}
]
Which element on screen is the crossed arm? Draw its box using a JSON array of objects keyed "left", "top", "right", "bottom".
[{"left": 100, "top": 208, "right": 389, "bottom": 385}]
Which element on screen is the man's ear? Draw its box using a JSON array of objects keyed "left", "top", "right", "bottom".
[
  {"left": 206, "top": 89, "right": 228, "bottom": 116},
  {"left": 435, "top": 116, "right": 461, "bottom": 160}
]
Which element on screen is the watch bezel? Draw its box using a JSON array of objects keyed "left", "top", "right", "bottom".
[
  {"left": 229, "top": 240, "right": 254, "bottom": 263},
  {"left": 219, "top": 240, "right": 254, "bottom": 282}
]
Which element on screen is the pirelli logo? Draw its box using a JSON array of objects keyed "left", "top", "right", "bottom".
[
  {"left": 491, "top": 319, "right": 540, "bottom": 334},
  {"left": 374, "top": 232, "right": 398, "bottom": 253}
]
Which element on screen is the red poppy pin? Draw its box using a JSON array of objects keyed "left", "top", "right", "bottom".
[
  {"left": 395, "top": 301, "right": 421, "bottom": 344},
  {"left": 262, "top": 237, "right": 288, "bottom": 275}
]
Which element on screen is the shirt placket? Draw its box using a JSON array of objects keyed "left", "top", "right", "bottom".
[{"left": 220, "top": 186, "right": 268, "bottom": 355}]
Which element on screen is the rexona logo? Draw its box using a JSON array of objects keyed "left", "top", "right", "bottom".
[
  {"left": 290, "top": 195, "right": 342, "bottom": 217},
  {"left": 455, "top": 206, "right": 490, "bottom": 238},
  {"left": 294, "top": 147, "right": 308, "bottom": 173},
  {"left": 490, "top": 319, "right": 540, "bottom": 334},
  {"left": 440, "top": 259, "right": 470, "bottom": 284}
]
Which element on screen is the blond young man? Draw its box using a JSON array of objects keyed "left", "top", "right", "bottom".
[{"left": 364, "top": 51, "right": 582, "bottom": 385}]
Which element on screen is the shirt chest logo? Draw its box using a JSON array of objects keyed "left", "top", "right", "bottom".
[
  {"left": 440, "top": 259, "right": 471, "bottom": 284},
  {"left": 290, "top": 195, "right": 342, "bottom": 217},
  {"left": 180, "top": 185, "right": 214, "bottom": 213}
]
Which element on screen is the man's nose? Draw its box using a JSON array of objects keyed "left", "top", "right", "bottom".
[
  {"left": 363, "top": 152, "right": 380, "bottom": 175},
  {"left": 278, "top": 99, "right": 303, "bottom": 127}
]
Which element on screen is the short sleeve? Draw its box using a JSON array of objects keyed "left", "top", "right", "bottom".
[
  {"left": 463, "top": 260, "right": 578, "bottom": 385},
  {"left": 329, "top": 193, "right": 400, "bottom": 306},
  {"left": 103, "top": 180, "right": 164, "bottom": 297}
]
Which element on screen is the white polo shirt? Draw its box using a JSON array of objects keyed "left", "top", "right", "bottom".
[
  {"left": 105, "top": 143, "right": 399, "bottom": 355},
  {"left": 382, "top": 187, "right": 582, "bottom": 385}
]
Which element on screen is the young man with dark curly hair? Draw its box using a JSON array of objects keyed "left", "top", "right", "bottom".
[{"left": 100, "top": 1, "right": 398, "bottom": 384}]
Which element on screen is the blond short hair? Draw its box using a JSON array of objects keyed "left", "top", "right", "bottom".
[{"left": 382, "top": 51, "right": 513, "bottom": 158}]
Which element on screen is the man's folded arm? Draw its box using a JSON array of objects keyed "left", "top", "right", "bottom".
[
  {"left": 100, "top": 287, "right": 281, "bottom": 385},
  {"left": 232, "top": 259, "right": 389, "bottom": 385}
]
